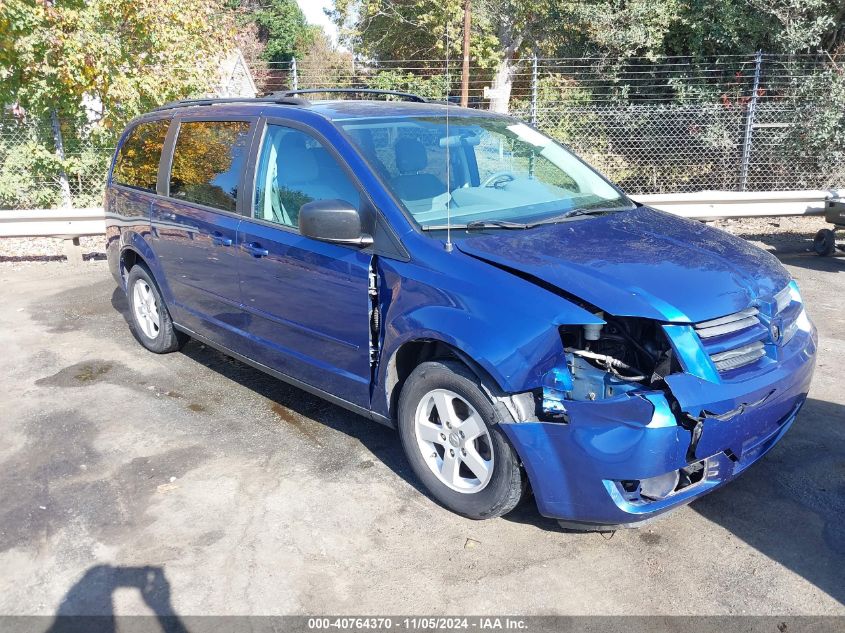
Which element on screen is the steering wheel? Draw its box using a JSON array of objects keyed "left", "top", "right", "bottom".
[{"left": 482, "top": 171, "right": 517, "bottom": 189}]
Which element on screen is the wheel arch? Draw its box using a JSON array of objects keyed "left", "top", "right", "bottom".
[
  {"left": 117, "top": 233, "right": 174, "bottom": 305},
  {"left": 382, "top": 337, "right": 509, "bottom": 425}
]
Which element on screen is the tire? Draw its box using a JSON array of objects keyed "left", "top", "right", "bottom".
[
  {"left": 126, "top": 263, "right": 188, "bottom": 354},
  {"left": 397, "top": 360, "right": 525, "bottom": 519},
  {"left": 813, "top": 228, "right": 836, "bottom": 257}
]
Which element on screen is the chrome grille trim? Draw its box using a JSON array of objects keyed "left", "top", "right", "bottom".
[
  {"left": 711, "top": 342, "right": 766, "bottom": 372},
  {"left": 695, "top": 307, "right": 759, "bottom": 339},
  {"left": 694, "top": 283, "right": 800, "bottom": 375}
]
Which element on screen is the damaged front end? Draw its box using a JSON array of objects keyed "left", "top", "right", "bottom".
[{"left": 499, "top": 286, "right": 817, "bottom": 529}]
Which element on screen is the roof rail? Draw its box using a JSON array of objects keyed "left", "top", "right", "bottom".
[
  {"left": 276, "top": 88, "right": 427, "bottom": 103},
  {"left": 153, "top": 95, "right": 309, "bottom": 112}
]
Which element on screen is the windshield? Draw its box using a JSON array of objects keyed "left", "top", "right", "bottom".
[{"left": 341, "top": 115, "right": 633, "bottom": 229}]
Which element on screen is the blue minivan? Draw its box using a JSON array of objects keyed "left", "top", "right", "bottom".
[{"left": 106, "top": 90, "right": 817, "bottom": 528}]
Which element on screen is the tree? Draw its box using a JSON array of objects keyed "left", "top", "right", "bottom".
[
  {"left": 0, "top": 0, "right": 232, "bottom": 127},
  {"left": 477, "top": 0, "right": 556, "bottom": 113},
  {"left": 330, "top": 0, "right": 499, "bottom": 65},
  {"left": 254, "top": 0, "right": 315, "bottom": 63},
  {"left": 330, "top": 0, "right": 845, "bottom": 114},
  {"left": 228, "top": 0, "right": 316, "bottom": 64},
  {"left": 297, "top": 30, "right": 355, "bottom": 89},
  {"left": 0, "top": 0, "right": 232, "bottom": 207},
  {"left": 329, "top": 0, "right": 503, "bottom": 107},
  {"left": 747, "top": 0, "right": 842, "bottom": 53}
]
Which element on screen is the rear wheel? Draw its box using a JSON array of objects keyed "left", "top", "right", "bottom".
[
  {"left": 398, "top": 360, "right": 525, "bottom": 519},
  {"left": 126, "top": 264, "right": 188, "bottom": 353}
]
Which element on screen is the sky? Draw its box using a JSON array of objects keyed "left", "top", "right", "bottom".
[{"left": 296, "top": 0, "right": 339, "bottom": 46}]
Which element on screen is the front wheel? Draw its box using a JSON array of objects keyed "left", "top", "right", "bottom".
[{"left": 397, "top": 360, "right": 525, "bottom": 519}]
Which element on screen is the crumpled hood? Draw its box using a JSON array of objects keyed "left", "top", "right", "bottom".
[{"left": 456, "top": 206, "right": 790, "bottom": 323}]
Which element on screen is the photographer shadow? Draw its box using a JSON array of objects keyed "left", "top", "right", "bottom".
[{"left": 45, "top": 565, "right": 188, "bottom": 633}]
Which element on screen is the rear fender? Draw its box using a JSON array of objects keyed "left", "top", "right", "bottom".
[{"left": 119, "top": 232, "right": 175, "bottom": 304}]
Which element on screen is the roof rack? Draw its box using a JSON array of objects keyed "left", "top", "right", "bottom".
[
  {"left": 275, "top": 88, "right": 427, "bottom": 103},
  {"left": 153, "top": 95, "right": 309, "bottom": 112}
]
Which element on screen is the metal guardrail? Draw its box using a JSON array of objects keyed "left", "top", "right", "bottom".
[
  {"left": 0, "top": 190, "right": 840, "bottom": 240},
  {"left": 635, "top": 189, "right": 842, "bottom": 221},
  {"left": 0, "top": 208, "right": 106, "bottom": 237}
]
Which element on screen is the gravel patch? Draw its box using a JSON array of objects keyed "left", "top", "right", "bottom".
[
  {"left": 708, "top": 215, "right": 833, "bottom": 254},
  {"left": 0, "top": 236, "right": 107, "bottom": 265}
]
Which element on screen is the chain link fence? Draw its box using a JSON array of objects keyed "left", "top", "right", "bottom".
[
  {"left": 0, "top": 116, "right": 113, "bottom": 210},
  {"left": 2, "top": 53, "right": 843, "bottom": 208}
]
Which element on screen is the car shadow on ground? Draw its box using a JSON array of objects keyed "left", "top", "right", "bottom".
[
  {"left": 110, "top": 288, "right": 427, "bottom": 498},
  {"left": 43, "top": 564, "right": 187, "bottom": 632},
  {"left": 777, "top": 250, "right": 844, "bottom": 274},
  {"left": 728, "top": 227, "right": 844, "bottom": 273},
  {"left": 692, "top": 396, "right": 845, "bottom": 605}
]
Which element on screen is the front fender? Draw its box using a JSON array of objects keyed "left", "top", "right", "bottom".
[
  {"left": 373, "top": 248, "right": 603, "bottom": 418},
  {"left": 382, "top": 305, "right": 543, "bottom": 393}
]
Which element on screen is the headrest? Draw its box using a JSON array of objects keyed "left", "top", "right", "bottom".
[
  {"left": 278, "top": 142, "right": 318, "bottom": 183},
  {"left": 395, "top": 137, "right": 428, "bottom": 174}
]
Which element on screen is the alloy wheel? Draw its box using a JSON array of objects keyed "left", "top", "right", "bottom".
[
  {"left": 413, "top": 388, "right": 494, "bottom": 493},
  {"left": 132, "top": 279, "right": 161, "bottom": 340}
]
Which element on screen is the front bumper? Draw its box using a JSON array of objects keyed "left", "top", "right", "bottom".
[{"left": 501, "top": 325, "right": 817, "bottom": 526}]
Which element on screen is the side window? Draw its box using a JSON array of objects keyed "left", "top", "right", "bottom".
[
  {"left": 168, "top": 121, "right": 251, "bottom": 213},
  {"left": 253, "top": 125, "right": 360, "bottom": 228},
  {"left": 112, "top": 119, "right": 169, "bottom": 192}
]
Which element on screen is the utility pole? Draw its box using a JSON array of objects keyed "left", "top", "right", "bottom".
[
  {"left": 460, "top": 0, "right": 471, "bottom": 107},
  {"left": 739, "top": 51, "right": 763, "bottom": 191}
]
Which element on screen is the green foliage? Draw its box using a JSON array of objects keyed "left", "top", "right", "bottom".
[
  {"left": 789, "top": 65, "right": 845, "bottom": 182},
  {"left": 662, "top": 0, "right": 779, "bottom": 57},
  {"left": 565, "top": 0, "right": 682, "bottom": 59},
  {"left": 0, "top": 0, "right": 233, "bottom": 127},
  {"left": 0, "top": 0, "right": 233, "bottom": 208},
  {"left": 297, "top": 31, "right": 356, "bottom": 88},
  {"left": 253, "top": 0, "right": 314, "bottom": 63},
  {"left": 0, "top": 120, "right": 110, "bottom": 209},
  {"left": 370, "top": 71, "right": 452, "bottom": 100},
  {"left": 748, "top": 0, "right": 841, "bottom": 52},
  {"left": 331, "top": 0, "right": 499, "bottom": 65},
  {"left": 333, "top": 0, "right": 843, "bottom": 71}
]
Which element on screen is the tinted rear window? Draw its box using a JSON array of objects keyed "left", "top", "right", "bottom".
[
  {"left": 168, "top": 121, "right": 251, "bottom": 212},
  {"left": 112, "top": 119, "right": 170, "bottom": 191}
]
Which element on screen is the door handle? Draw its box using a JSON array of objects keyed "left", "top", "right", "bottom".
[
  {"left": 211, "top": 232, "right": 233, "bottom": 247},
  {"left": 243, "top": 242, "right": 269, "bottom": 258}
]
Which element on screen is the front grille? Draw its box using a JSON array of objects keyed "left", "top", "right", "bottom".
[
  {"left": 710, "top": 341, "right": 767, "bottom": 371},
  {"left": 695, "top": 307, "right": 760, "bottom": 339},
  {"left": 694, "top": 283, "right": 801, "bottom": 375},
  {"left": 695, "top": 307, "right": 769, "bottom": 373}
]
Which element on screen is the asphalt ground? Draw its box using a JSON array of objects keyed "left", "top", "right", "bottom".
[{"left": 0, "top": 232, "right": 843, "bottom": 616}]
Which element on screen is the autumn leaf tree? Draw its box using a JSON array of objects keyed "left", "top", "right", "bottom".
[{"left": 0, "top": 0, "right": 233, "bottom": 207}]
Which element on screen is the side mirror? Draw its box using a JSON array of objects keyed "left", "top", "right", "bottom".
[{"left": 299, "top": 199, "right": 373, "bottom": 247}]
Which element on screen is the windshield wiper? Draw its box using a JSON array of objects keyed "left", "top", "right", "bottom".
[
  {"left": 464, "top": 220, "right": 530, "bottom": 230},
  {"left": 420, "top": 220, "right": 530, "bottom": 231},
  {"left": 420, "top": 206, "right": 634, "bottom": 231},
  {"left": 528, "top": 205, "right": 635, "bottom": 227}
]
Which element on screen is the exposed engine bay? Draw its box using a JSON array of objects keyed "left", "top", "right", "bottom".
[{"left": 559, "top": 316, "right": 680, "bottom": 401}]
